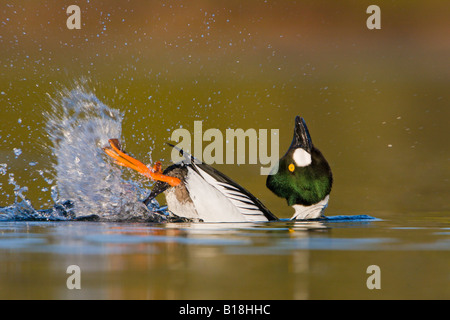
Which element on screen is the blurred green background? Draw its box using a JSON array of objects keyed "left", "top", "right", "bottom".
[{"left": 0, "top": 0, "right": 448, "bottom": 219}]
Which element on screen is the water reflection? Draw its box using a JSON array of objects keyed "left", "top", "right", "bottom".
[{"left": 0, "top": 216, "right": 448, "bottom": 299}]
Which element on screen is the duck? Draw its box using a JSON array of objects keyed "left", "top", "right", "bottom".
[
  {"left": 266, "top": 116, "right": 333, "bottom": 219},
  {"left": 103, "top": 116, "right": 332, "bottom": 222},
  {"left": 103, "top": 139, "right": 278, "bottom": 222}
]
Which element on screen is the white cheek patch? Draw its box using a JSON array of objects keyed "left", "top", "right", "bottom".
[{"left": 293, "top": 148, "right": 312, "bottom": 167}]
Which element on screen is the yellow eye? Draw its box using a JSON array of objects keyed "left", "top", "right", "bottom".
[{"left": 288, "top": 163, "right": 295, "bottom": 172}]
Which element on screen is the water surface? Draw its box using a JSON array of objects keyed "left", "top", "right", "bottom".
[{"left": 0, "top": 212, "right": 448, "bottom": 299}]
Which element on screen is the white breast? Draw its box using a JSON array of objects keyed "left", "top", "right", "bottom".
[{"left": 291, "top": 195, "right": 329, "bottom": 220}]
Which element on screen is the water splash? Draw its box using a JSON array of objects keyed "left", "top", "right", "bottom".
[
  {"left": 1, "top": 82, "right": 171, "bottom": 222},
  {"left": 45, "top": 83, "right": 161, "bottom": 220}
]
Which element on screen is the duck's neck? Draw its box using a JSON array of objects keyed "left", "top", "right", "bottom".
[{"left": 291, "top": 195, "right": 329, "bottom": 220}]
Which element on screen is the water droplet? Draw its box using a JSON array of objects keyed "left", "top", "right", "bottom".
[
  {"left": 13, "top": 148, "right": 22, "bottom": 158},
  {"left": 0, "top": 163, "right": 7, "bottom": 175}
]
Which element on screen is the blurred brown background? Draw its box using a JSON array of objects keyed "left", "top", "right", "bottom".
[{"left": 0, "top": 0, "right": 449, "bottom": 218}]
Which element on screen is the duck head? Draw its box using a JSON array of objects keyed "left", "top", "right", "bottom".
[{"left": 266, "top": 116, "right": 332, "bottom": 219}]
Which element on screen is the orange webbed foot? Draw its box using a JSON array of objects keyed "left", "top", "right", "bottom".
[{"left": 103, "top": 139, "right": 181, "bottom": 187}]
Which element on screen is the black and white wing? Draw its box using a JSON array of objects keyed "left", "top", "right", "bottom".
[
  {"left": 168, "top": 143, "right": 278, "bottom": 222},
  {"left": 188, "top": 161, "right": 278, "bottom": 222}
]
